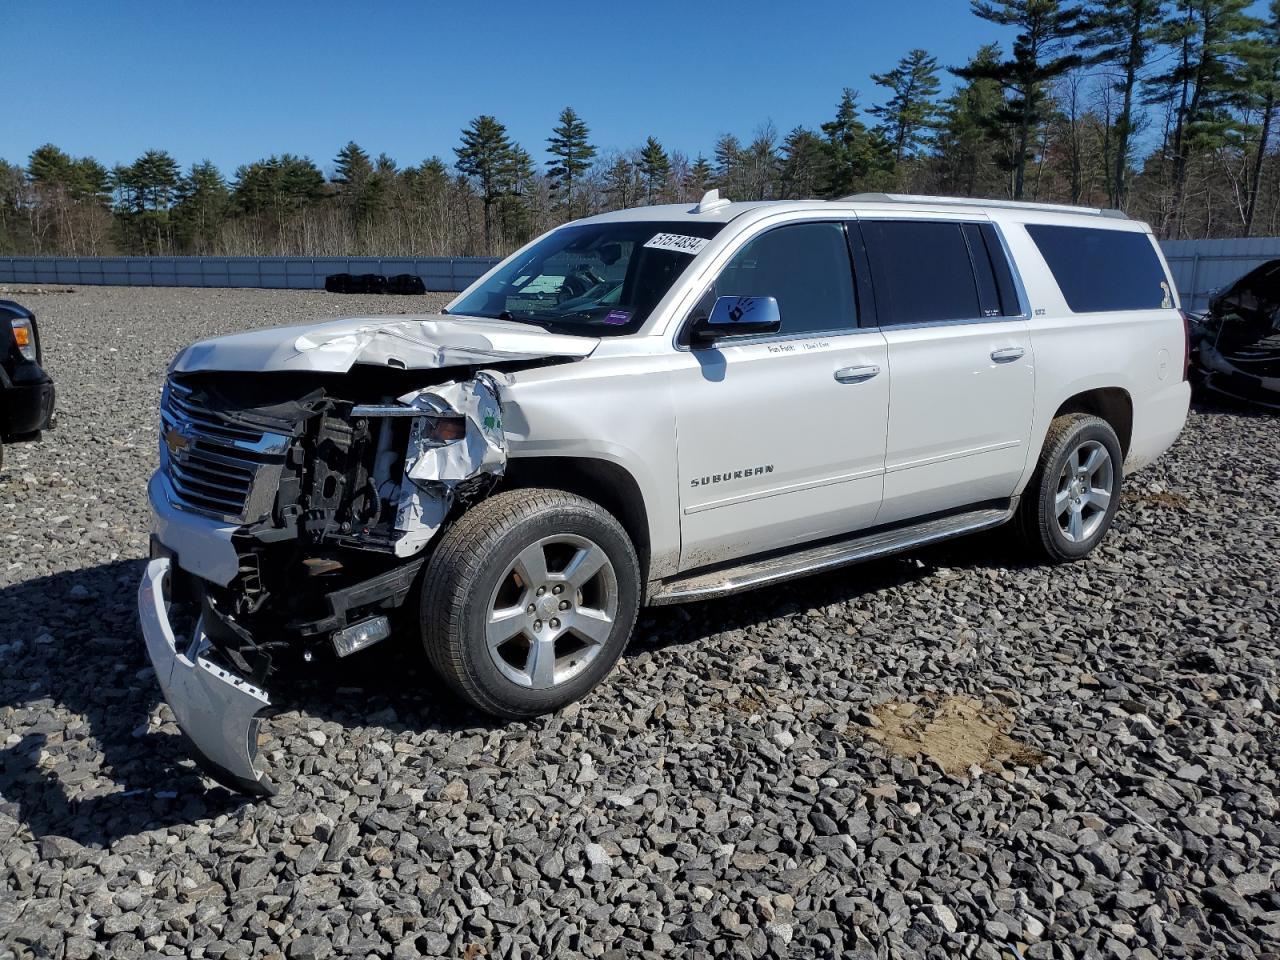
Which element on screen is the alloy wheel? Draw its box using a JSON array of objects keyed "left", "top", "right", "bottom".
[
  {"left": 484, "top": 534, "right": 619, "bottom": 689},
  {"left": 1055, "top": 439, "right": 1114, "bottom": 543}
]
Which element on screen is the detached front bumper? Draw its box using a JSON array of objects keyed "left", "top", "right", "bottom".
[{"left": 138, "top": 558, "right": 276, "bottom": 795}]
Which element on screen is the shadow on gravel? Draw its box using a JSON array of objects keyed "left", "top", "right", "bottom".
[
  {"left": 1190, "top": 387, "right": 1280, "bottom": 419},
  {"left": 633, "top": 532, "right": 1034, "bottom": 660},
  {"left": 0, "top": 559, "right": 249, "bottom": 846},
  {"left": 0, "top": 529, "right": 1028, "bottom": 843}
]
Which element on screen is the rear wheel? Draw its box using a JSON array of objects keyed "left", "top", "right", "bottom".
[
  {"left": 1018, "top": 413, "right": 1123, "bottom": 562},
  {"left": 421, "top": 488, "right": 641, "bottom": 719}
]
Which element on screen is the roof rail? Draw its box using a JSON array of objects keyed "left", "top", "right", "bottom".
[{"left": 840, "top": 192, "right": 1129, "bottom": 220}]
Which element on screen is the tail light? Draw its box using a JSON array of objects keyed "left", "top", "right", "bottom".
[{"left": 1179, "top": 310, "right": 1192, "bottom": 381}]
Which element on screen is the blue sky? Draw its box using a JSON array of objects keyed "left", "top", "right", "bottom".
[{"left": 8, "top": 1, "right": 1014, "bottom": 176}]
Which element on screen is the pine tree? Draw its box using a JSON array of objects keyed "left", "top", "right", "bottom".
[
  {"left": 1078, "top": 0, "right": 1167, "bottom": 206},
  {"left": 604, "top": 156, "right": 635, "bottom": 208},
  {"left": 25, "top": 145, "right": 111, "bottom": 255},
  {"left": 131, "top": 150, "right": 182, "bottom": 211},
  {"left": 27, "top": 144, "right": 74, "bottom": 186},
  {"left": 1242, "top": 0, "right": 1279, "bottom": 234},
  {"left": 174, "top": 160, "right": 229, "bottom": 253},
  {"left": 227, "top": 155, "right": 323, "bottom": 253},
  {"left": 821, "top": 89, "right": 892, "bottom": 196},
  {"left": 871, "top": 49, "right": 944, "bottom": 163},
  {"left": 546, "top": 107, "right": 596, "bottom": 218},
  {"left": 638, "top": 137, "right": 670, "bottom": 203},
  {"left": 232, "top": 155, "right": 324, "bottom": 216},
  {"left": 779, "top": 127, "right": 829, "bottom": 198},
  {"left": 936, "top": 44, "right": 1008, "bottom": 195},
  {"left": 712, "top": 134, "right": 743, "bottom": 196},
  {"left": 68, "top": 158, "right": 111, "bottom": 205},
  {"left": 958, "top": 0, "right": 1086, "bottom": 199},
  {"left": 499, "top": 145, "right": 537, "bottom": 244},
  {"left": 455, "top": 115, "right": 516, "bottom": 249},
  {"left": 333, "top": 141, "right": 373, "bottom": 189},
  {"left": 332, "top": 141, "right": 378, "bottom": 231},
  {"left": 689, "top": 155, "right": 714, "bottom": 195},
  {"left": 1144, "top": 0, "right": 1261, "bottom": 235},
  {"left": 112, "top": 149, "right": 182, "bottom": 253},
  {"left": 0, "top": 159, "right": 25, "bottom": 255},
  {"left": 743, "top": 124, "right": 781, "bottom": 200}
]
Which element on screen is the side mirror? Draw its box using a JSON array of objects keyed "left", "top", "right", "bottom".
[{"left": 691, "top": 295, "right": 782, "bottom": 345}]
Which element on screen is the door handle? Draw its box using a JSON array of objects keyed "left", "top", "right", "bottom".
[
  {"left": 834, "top": 364, "right": 880, "bottom": 384},
  {"left": 990, "top": 347, "right": 1025, "bottom": 364}
]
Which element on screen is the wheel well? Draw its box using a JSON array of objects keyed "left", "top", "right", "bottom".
[
  {"left": 501, "top": 457, "right": 651, "bottom": 578},
  {"left": 1053, "top": 388, "right": 1133, "bottom": 457}
]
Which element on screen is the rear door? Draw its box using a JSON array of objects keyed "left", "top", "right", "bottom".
[
  {"left": 858, "top": 217, "right": 1035, "bottom": 524},
  {"left": 671, "top": 220, "right": 890, "bottom": 569}
]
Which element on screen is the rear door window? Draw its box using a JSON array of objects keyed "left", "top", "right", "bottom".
[
  {"left": 712, "top": 222, "right": 857, "bottom": 337},
  {"left": 859, "top": 220, "right": 984, "bottom": 325},
  {"left": 1025, "top": 224, "right": 1170, "bottom": 312}
]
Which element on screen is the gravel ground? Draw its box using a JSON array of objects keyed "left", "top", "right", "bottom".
[{"left": 1, "top": 286, "right": 1278, "bottom": 960}]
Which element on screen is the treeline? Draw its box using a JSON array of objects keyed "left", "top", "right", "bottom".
[{"left": 3, "top": 0, "right": 1278, "bottom": 259}]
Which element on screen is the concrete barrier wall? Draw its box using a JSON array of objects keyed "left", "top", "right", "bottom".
[{"left": 0, "top": 255, "right": 503, "bottom": 293}]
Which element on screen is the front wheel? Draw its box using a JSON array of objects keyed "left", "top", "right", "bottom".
[
  {"left": 420, "top": 488, "right": 641, "bottom": 719},
  {"left": 1017, "top": 413, "right": 1124, "bottom": 563}
]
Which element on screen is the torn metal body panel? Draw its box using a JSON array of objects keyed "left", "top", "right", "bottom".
[
  {"left": 173, "top": 314, "right": 598, "bottom": 375},
  {"left": 1191, "top": 259, "right": 1280, "bottom": 410},
  {"left": 391, "top": 374, "right": 509, "bottom": 557}
]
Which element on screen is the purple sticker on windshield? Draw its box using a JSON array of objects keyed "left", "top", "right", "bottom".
[{"left": 604, "top": 309, "right": 631, "bottom": 325}]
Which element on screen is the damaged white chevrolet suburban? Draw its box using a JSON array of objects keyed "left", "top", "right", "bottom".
[{"left": 139, "top": 191, "right": 1191, "bottom": 793}]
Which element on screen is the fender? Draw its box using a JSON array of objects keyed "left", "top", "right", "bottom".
[{"left": 501, "top": 357, "right": 682, "bottom": 579}]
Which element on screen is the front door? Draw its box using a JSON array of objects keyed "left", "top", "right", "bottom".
[{"left": 671, "top": 221, "right": 890, "bottom": 570}]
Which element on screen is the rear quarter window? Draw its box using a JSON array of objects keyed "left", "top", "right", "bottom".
[{"left": 1025, "top": 224, "right": 1171, "bottom": 313}]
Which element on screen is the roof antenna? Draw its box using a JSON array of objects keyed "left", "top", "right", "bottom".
[{"left": 692, "top": 189, "right": 731, "bottom": 214}]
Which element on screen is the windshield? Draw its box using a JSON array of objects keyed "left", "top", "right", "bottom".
[{"left": 450, "top": 220, "right": 724, "bottom": 335}]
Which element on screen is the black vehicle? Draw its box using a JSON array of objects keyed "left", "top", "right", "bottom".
[
  {"left": 0, "top": 299, "right": 56, "bottom": 465},
  {"left": 1189, "top": 259, "right": 1280, "bottom": 411}
]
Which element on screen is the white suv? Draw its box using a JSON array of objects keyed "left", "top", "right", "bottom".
[{"left": 139, "top": 192, "right": 1190, "bottom": 793}]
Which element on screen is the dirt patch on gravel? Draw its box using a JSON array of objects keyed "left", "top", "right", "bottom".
[
  {"left": 862, "top": 696, "right": 1045, "bottom": 775},
  {"left": 1125, "top": 489, "right": 1191, "bottom": 509}
]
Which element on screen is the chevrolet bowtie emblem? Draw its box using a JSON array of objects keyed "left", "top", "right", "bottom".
[{"left": 164, "top": 425, "right": 192, "bottom": 458}]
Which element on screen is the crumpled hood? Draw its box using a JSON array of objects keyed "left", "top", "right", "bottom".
[{"left": 173, "top": 314, "right": 599, "bottom": 374}]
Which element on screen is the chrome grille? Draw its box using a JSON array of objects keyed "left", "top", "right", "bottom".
[{"left": 160, "top": 379, "right": 290, "bottom": 523}]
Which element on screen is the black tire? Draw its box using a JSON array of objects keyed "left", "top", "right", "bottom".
[
  {"left": 420, "top": 488, "right": 641, "bottom": 719},
  {"left": 1017, "top": 413, "right": 1124, "bottom": 563}
]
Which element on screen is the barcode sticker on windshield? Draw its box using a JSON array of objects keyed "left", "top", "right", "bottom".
[{"left": 644, "top": 233, "right": 710, "bottom": 255}]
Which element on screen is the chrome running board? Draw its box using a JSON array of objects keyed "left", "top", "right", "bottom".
[{"left": 648, "top": 502, "right": 1015, "bottom": 605}]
